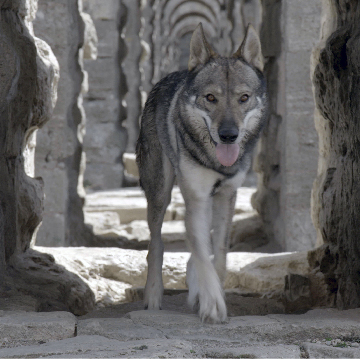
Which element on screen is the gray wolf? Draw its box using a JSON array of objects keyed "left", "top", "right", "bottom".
[{"left": 136, "top": 23, "right": 268, "bottom": 323}]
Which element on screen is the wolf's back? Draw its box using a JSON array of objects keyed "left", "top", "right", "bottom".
[{"left": 135, "top": 70, "right": 187, "bottom": 182}]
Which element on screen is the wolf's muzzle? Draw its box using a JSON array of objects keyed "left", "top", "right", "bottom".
[{"left": 218, "top": 124, "right": 239, "bottom": 144}]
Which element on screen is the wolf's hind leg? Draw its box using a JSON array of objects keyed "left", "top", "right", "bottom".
[{"left": 142, "top": 154, "right": 174, "bottom": 310}]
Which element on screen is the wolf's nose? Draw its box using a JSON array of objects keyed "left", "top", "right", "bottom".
[{"left": 218, "top": 126, "right": 239, "bottom": 143}]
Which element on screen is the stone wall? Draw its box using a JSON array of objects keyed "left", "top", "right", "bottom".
[
  {"left": 252, "top": 0, "right": 322, "bottom": 251},
  {"left": 33, "top": 0, "right": 97, "bottom": 246},
  {"left": 310, "top": 0, "right": 360, "bottom": 309}
]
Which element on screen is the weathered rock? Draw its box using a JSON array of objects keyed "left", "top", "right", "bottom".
[
  {"left": 227, "top": 251, "right": 310, "bottom": 296},
  {"left": 34, "top": 246, "right": 188, "bottom": 305},
  {"left": 310, "top": 0, "right": 360, "bottom": 309},
  {"left": 252, "top": 0, "right": 321, "bottom": 252},
  {"left": 33, "top": 0, "right": 97, "bottom": 246},
  {"left": 7, "top": 248, "right": 95, "bottom": 315},
  {"left": 33, "top": 246, "right": 310, "bottom": 307}
]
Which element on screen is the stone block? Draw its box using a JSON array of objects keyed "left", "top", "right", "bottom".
[
  {"left": 83, "top": 163, "right": 124, "bottom": 190},
  {"left": 90, "top": 19, "right": 118, "bottom": 58},
  {"left": 83, "top": 98, "right": 118, "bottom": 123},
  {"left": 123, "top": 152, "right": 139, "bottom": 177},
  {"left": 85, "top": 0, "right": 119, "bottom": 21},
  {"left": 84, "top": 57, "right": 118, "bottom": 92}
]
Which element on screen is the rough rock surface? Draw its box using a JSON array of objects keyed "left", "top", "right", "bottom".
[
  {"left": 310, "top": 0, "right": 360, "bottom": 309},
  {"left": 0, "top": 308, "right": 359, "bottom": 358}
]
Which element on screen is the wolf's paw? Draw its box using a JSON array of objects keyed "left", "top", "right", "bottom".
[
  {"left": 144, "top": 281, "right": 163, "bottom": 310},
  {"left": 198, "top": 286, "right": 227, "bottom": 323},
  {"left": 187, "top": 291, "right": 200, "bottom": 312},
  {"left": 186, "top": 256, "right": 200, "bottom": 311}
]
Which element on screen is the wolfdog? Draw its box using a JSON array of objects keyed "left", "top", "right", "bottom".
[{"left": 136, "top": 23, "right": 268, "bottom": 323}]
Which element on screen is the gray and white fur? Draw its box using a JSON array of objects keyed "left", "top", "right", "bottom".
[{"left": 136, "top": 23, "right": 268, "bottom": 323}]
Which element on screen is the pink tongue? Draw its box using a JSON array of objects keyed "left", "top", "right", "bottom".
[{"left": 215, "top": 143, "right": 240, "bottom": 167}]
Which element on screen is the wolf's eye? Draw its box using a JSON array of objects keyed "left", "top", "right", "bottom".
[
  {"left": 206, "top": 94, "right": 216, "bottom": 102},
  {"left": 240, "top": 94, "right": 249, "bottom": 103}
]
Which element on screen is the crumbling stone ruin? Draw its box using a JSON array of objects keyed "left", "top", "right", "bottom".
[{"left": 0, "top": 0, "right": 360, "bottom": 315}]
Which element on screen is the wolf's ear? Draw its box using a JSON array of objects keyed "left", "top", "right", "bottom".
[
  {"left": 188, "top": 23, "right": 217, "bottom": 71},
  {"left": 233, "top": 24, "right": 264, "bottom": 71}
]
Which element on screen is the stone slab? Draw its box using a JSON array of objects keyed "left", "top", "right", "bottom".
[
  {"left": 0, "top": 335, "right": 198, "bottom": 359},
  {"left": 303, "top": 342, "right": 360, "bottom": 358},
  {"left": 268, "top": 308, "right": 360, "bottom": 342},
  {"left": 1, "top": 308, "right": 359, "bottom": 358},
  {"left": 0, "top": 311, "right": 76, "bottom": 345},
  {"left": 77, "top": 317, "right": 164, "bottom": 341},
  {"left": 205, "top": 344, "right": 301, "bottom": 359},
  {"left": 127, "top": 308, "right": 360, "bottom": 344}
]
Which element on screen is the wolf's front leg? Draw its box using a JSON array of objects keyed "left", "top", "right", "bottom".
[
  {"left": 181, "top": 186, "right": 227, "bottom": 323},
  {"left": 212, "top": 186, "right": 237, "bottom": 284}
]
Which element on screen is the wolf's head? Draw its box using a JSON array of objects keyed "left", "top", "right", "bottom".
[{"left": 185, "top": 23, "right": 268, "bottom": 167}]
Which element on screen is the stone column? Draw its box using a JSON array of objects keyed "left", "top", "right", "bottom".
[
  {"left": 310, "top": 0, "right": 360, "bottom": 309},
  {"left": 252, "top": 0, "right": 322, "bottom": 251},
  {"left": 33, "top": 0, "right": 97, "bottom": 246},
  {"left": 82, "top": 0, "right": 128, "bottom": 190}
]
